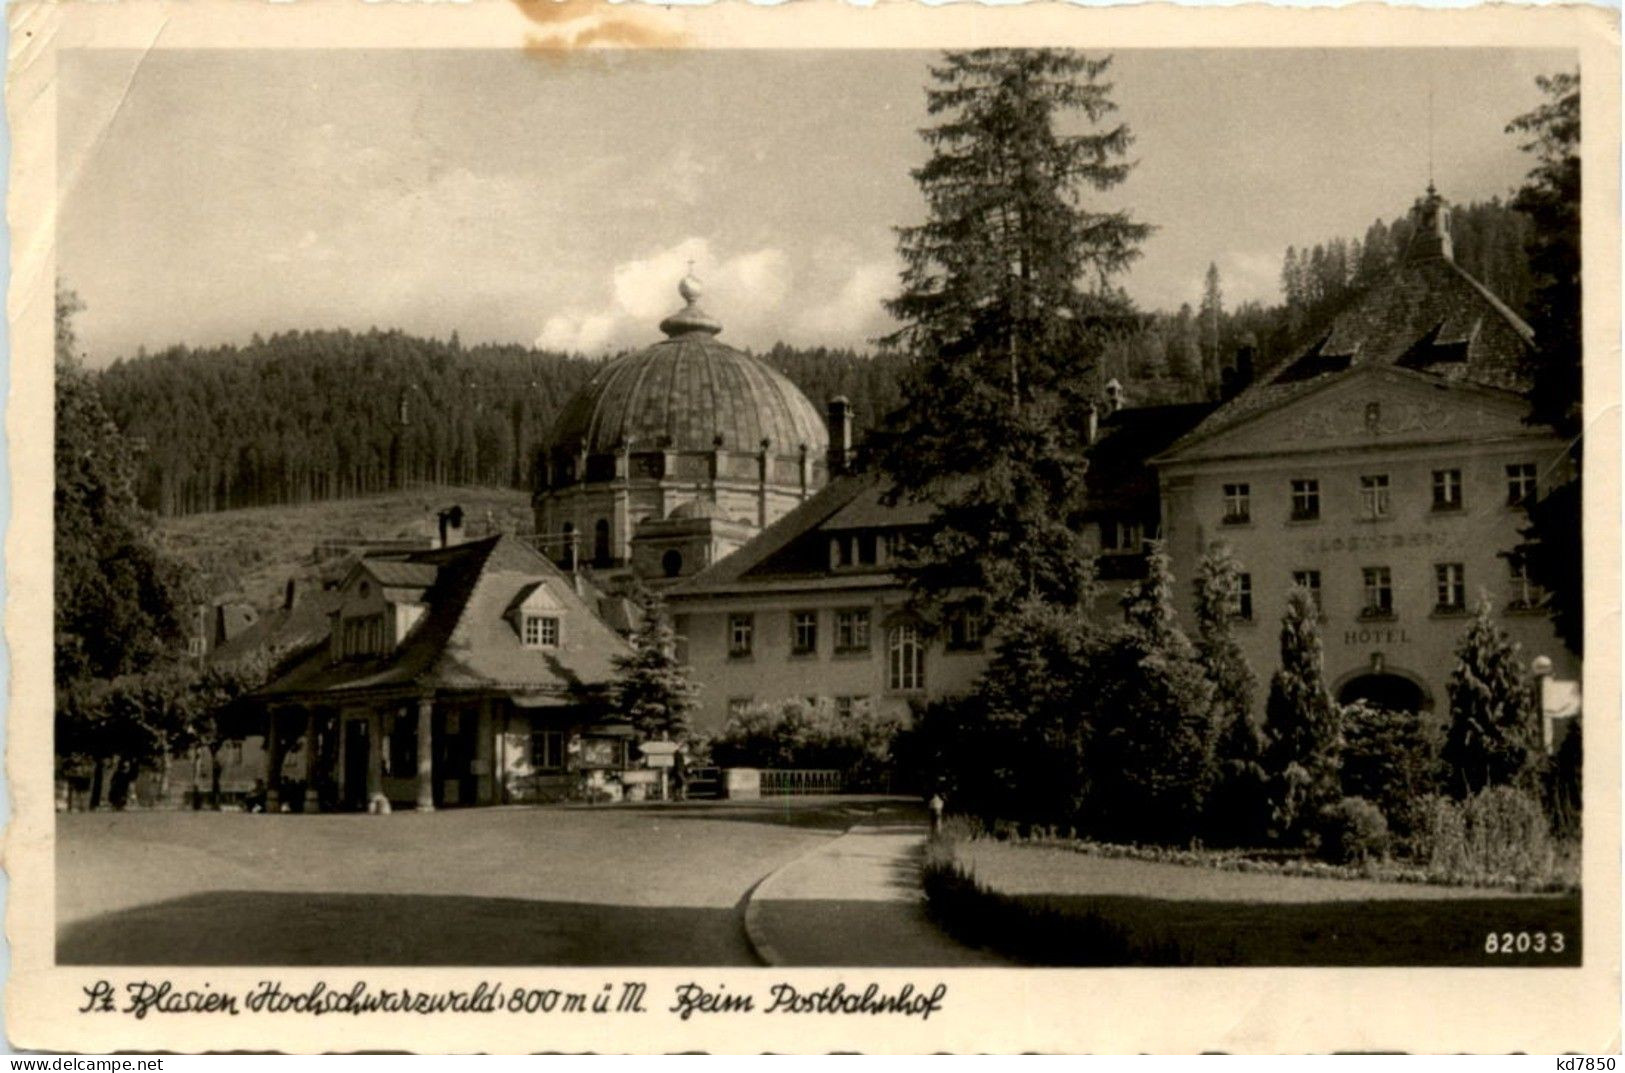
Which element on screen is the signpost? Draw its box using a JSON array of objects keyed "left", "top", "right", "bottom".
[{"left": 640, "top": 741, "right": 680, "bottom": 802}]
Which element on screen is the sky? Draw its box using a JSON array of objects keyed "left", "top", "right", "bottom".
[{"left": 58, "top": 47, "right": 1572, "bottom": 366}]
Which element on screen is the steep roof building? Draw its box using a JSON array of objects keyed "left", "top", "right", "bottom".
[{"left": 1154, "top": 187, "right": 1576, "bottom": 719}]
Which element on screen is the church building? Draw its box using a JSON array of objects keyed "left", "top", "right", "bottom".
[
  {"left": 532, "top": 276, "right": 832, "bottom": 584},
  {"left": 1154, "top": 187, "right": 1578, "bottom": 718}
]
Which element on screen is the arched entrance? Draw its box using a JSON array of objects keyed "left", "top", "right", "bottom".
[{"left": 1337, "top": 673, "right": 1429, "bottom": 713}]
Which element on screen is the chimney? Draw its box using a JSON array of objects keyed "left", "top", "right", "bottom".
[
  {"left": 826, "top": 396, "right": 853, "bottom": 476},
  {"left": 1236, "top": 342, "right": 1256, "bottom": 391},
  {"left": 1405, "top": 183, "right": 1454, "bottom": 263},
  {"left": 1219, "top": 366, "right": 1238, "bottom": 401},
  {"left": 437, "top": 504, "right": 466, "bottom": 548}
]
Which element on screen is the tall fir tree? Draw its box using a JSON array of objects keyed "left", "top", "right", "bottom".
[
  {"left": 1193, "top": 542, "right": 1267, "bottom": 844},
  {"left": 1198, "top": 262, "right": 1224, "bottom": 398},
  {"left": 1093, "top": 542, "right": 1218, "bottom": 842},
  {"left": 878, "top": 48, "right": 1151, "bottom": 622},
  {"left": 1262, "top": 586, "right": 1342, "bottom": 841},
  {"left": 610, "top": 583, "right": 698, "bottom": 743},
  {"left": 1441, "top": 599, "right": 1541, "bottom": 799}
]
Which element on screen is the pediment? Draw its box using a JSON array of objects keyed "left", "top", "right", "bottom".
[{"left": 1158, "top": 367, "right": 1535, "bottom": 465}]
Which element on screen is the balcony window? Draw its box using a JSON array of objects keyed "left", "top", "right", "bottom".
[
  {"left": 1222, "top": 483, "right": 1251, "bottom": 525},
  {"left": 1290, "top": 479, "right": 1320, "bottom": 521},
  {"left": 1361, "top": 566, "right": 1394, "bottom": 618},
  {"left": 1359, "top": 475, "right": 1391, "bottom": 519},
  {"left": 1432, "top": 469, "right": 1463, "bottom": 511},
  {"left": 1435, "top": 563, "right": 1466, "bottom": 613}
]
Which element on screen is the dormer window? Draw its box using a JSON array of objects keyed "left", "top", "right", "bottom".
[{"left": 523, "top": 614, "right": 561, "bottom": 649}]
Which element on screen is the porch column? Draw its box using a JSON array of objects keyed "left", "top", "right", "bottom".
[
  {"left": 302, "top": 708, "right": 320, "bottom": 812},
  {"left": 416, "top": 697, "right": 435, "bottom": 812},
  {"left": 265, "top": 706, "right": 284, "bottom": 811},
  {"left": 366, "top": 710, "right": 384, "bottom": 802}
]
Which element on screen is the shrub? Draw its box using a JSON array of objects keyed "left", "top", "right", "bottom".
[
  {"left": 1340, "top": 701, "right": 1443, "bottom": 843},
  {"left": 709, "top": 697, "right": 902, "bottom": 789},
  {"left": 1316, "top": 796, "right": 1390, "bottom": 865},
  {"left": 1414, "top": 788, "right": 1555, "bottom": 884},
  {"left": 1462, "top": 786, "right": 1554, "bottom": 881}
]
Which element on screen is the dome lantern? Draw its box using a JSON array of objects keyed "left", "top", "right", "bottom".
[{"left": 659, "top": 272, "right": 723, "bottom": 338}]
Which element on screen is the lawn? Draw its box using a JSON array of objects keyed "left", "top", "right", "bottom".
[
  {"left": 57, "top": 797, "right": 896, "bottom": 965},
  {"left": 929, "top": 841, "right": 1581, "bottom": 967}
]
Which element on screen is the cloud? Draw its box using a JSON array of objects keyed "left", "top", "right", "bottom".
[
  {"left": 536, "top": 312, "right": 618, "bottom": 354},
  {"left": 540, "top": 237, "right": 796, "bottom": 354},
  {"left": 790, "top": 259, "right": 896, "bottom": 345}
]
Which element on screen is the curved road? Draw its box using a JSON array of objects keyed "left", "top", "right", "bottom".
[{"left": 57, "top": 796, "right": 922, "bottom": 965}]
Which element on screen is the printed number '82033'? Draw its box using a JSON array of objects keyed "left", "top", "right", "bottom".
[{"left": 1485, "top": 931, "right": 1565, "bottom": 954}]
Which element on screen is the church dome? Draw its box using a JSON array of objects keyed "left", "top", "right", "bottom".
[{"left": 549, "top": 275, "right": 828, "bottom": 459}]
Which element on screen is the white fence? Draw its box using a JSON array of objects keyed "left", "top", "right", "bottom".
[{"left": 758, "top": 769, "right": 844, "bottom": 796}]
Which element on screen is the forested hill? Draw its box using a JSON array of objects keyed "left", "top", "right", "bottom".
[
  {"left": 95, "top": 198, "right": 1535, "bottom": 518},
  {"left": 96, "top": 331, "right": 909, "bottom": 517}
]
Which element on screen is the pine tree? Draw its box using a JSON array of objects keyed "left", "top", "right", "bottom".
[
  {"left": 1198, "top": 262, "right": 1224, "bottom": 398},
  {"left": 878, "top": 48, "right": 1151, "bottom": 621},
  {"left": 1193, "top": 543, "right": 1266, "bottom": 844},
  {"left": 1442, "top": 599, "right": 1541, "bottom": 798},
  {"left": 609, "top": 583, "right": 698, "bottom": 743},
  {"left": 1263, "top": 586, "right": 1342, "bottom": 841}
]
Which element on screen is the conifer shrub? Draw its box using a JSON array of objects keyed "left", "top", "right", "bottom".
[
  {"left": 1315, "top": 796, "right": 1390, "bottom": 865},
  {"left": 1414, "top": 788, "right": 1555, "bottom": 884}
]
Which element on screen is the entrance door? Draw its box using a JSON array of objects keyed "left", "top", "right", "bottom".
[
  {"left": 342, "top": 719, "right": 370, "bottom": 811},
  {"left": 1338, "top": 673, "right": 1427, "bottom": 712},
  {"left": 433, "top": 707, "right": 477, "bottom": 807}
]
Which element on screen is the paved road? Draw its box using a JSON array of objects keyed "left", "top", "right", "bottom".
[
  {"left": 56, "top": 797, "right": 902, "bottom": 965},
  {"left": 747, "top": 822, "right": 1011, "bottom": 966}
]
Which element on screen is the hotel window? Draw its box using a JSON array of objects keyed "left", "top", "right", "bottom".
[
  {"left": 1507, "top": 462, "right": 1538, "bottom": 506},
  {"left": 1435, "top": 563, "right": 1466, "bottom": 613},
  {"left": 835, "top": 609, "right": 871, "bottom": 653},
  {"left": 1222, "top": 483, "right": 1251, "bottom": 524},
  {"left": 1508, "top": 557, "right": 1541, "bottom": 609},
  {"left": 1361, "top": 567, "right": 1394, "bottom": 618},
  {"left": 1292, "top": 569, "right": 1322, "bottom": 610},
  {"left": 522, "top": 614, "right": 561, "bottom": 649},
  {"left": 531, "top": 730, "right": 565, "bottom": 772},
  {"left": 728, "top": 613, "right": 754, "bottom": 658},
  {"left": 1228, "top": 573, "right": 1254, "bottom": 621},
  {"left": 835, "top": 695, "right": 870, "bottom": 720},
  {"left": 1432, "top": 469, "right": 1463, "bottom": 511},
  {"left": 887, "top": 625, "right": 925, "bottom": 692},
  {"left": 790, "top": 610, "right": 818, "bottom": 655},
  {"left": 1290, "top": 479, "right": 1321, "bottom": 521},
  {"left": 1359, "top": 474, "right": 1391, "bottom": 519}
]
